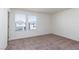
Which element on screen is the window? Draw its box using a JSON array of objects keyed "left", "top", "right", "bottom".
[
  {"left": 15, "top": 14, "right": 26, "bottom": 31},
  {"left": 28, "top": 16, "right": 37, "bottom": 30}
]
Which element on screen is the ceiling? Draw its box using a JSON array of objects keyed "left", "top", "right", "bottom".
[{"left": 12, "top": 8, "right": 70, "bottom": 14}]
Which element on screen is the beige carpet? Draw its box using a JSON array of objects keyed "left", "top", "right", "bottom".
[{"left": 6, "top": 34, "right": 79, "bottom": 50}]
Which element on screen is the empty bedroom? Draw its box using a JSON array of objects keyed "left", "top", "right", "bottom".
[{"left": 1, "top": 8, "right": 79, "bottom": 50}]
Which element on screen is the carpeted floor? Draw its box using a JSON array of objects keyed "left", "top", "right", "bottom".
[{"left": 6, "top": 34, "right": 79, "bottom": 50}]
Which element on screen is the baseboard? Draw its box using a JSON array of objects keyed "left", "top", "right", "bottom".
[
  {"left": 9, "top": 33, "right": 52, "bottom": 41},
  {"left": 51, "top": 33, "right": 79, "bottom": 42},
  {"left": 9, "top": 33, "right": 79, "bottom": 42}
]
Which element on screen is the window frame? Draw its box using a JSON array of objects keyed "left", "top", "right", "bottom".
[
  {"left": 14, "top": 13, "right": 27, "bottom": 31},
  {"left": 28, "top": 15, "right": 37, "bottom": 30}
]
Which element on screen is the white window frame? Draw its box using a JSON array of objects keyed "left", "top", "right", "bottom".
[
  {"left": 28, "top": 15, "right": 37, "bottom": 30},
  {"left": 15, "top": 13, "right": 27, "bottom": 31}
]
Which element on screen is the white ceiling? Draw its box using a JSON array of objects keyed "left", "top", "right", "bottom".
[{"left": 12, "top": 8, "right": 70, "bottom": 14}]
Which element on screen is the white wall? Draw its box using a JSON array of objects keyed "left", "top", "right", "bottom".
[
  {"left": 0, "top": 8, "right": 8, "bottom": 49},
  {"left": 52, "top": 9, "right": 79, "bottom": 41},
  {"left": 9, "top": 9, "right": 52, "bottom": 40}
]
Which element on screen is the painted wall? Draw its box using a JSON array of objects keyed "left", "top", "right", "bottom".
[
  {"left": 9, "top": 9, "right": 52, "bottom": 40},
  {"left": 52, "top": 9, "right": 79, "bottom": 41},
  {"left": 0, "top": 8, "right": 8, "bottom": 49}
]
